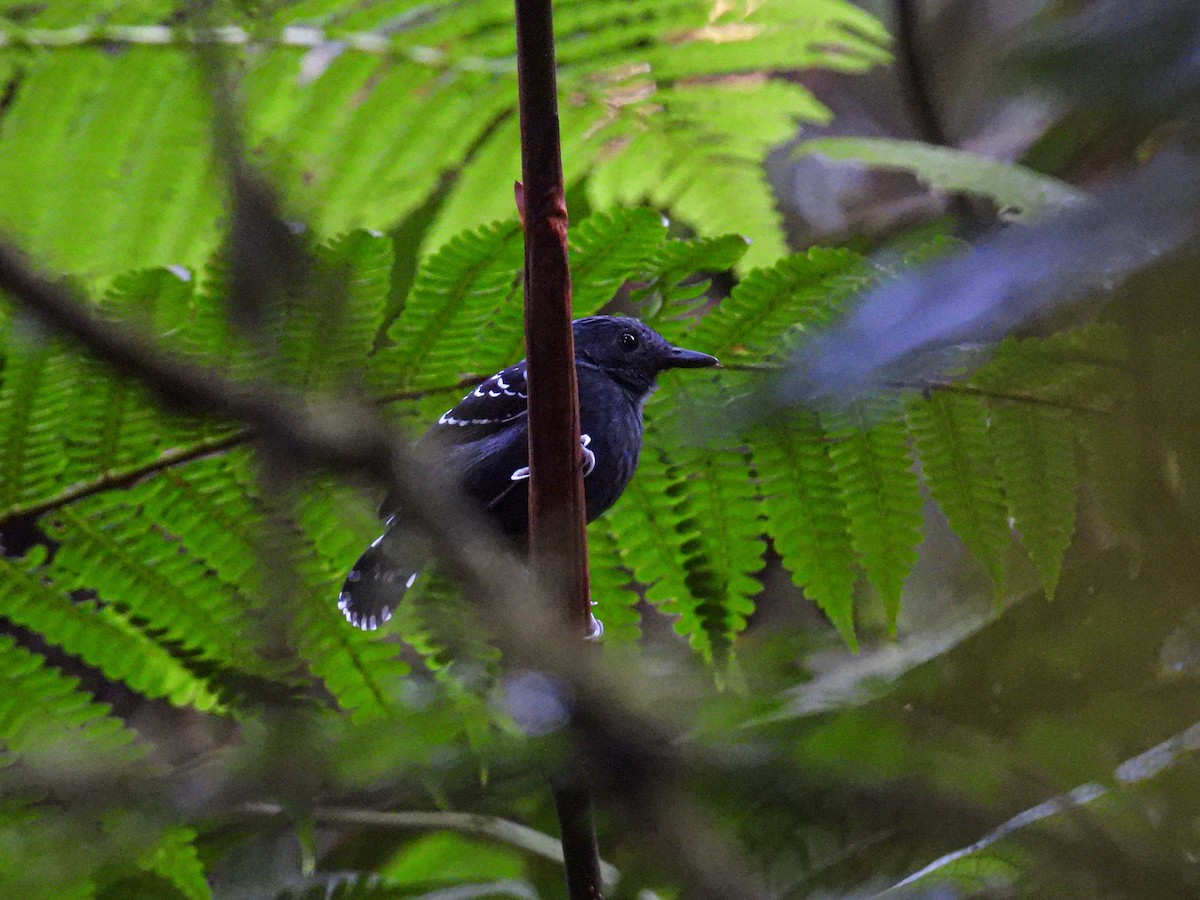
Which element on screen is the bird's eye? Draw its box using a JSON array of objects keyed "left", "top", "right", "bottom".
[{"left": 620, "top": 332, "right": 639, "bottom": 350}]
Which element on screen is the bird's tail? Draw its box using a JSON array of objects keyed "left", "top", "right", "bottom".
[{"left": 338, "top": 519, "right": 427, "bottom": 630}]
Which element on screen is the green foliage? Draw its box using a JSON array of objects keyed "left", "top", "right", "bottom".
[
  {"left": 0, "top": 632, "right": 145, "bottom": 771},
  {"left": 0, "top": 206, "right": 1119, "bottom": 892},
  {"left": 681, "top": 246, "right": 872, "bottom": 363},
  {"left": 136, "top": 826, "right": 212, "bottom": 900},
  {"left": 0, "top": 203, "right": 1112, "bottom": 695},
  {"left": 0, "top": 0, "right": 888, "bottom": 281},
  {"left": 799, "top": 136, "right": 1086, "bottom": 222},
  {"left": 823, "top": 401, "right": 923, "bottom": 629},
  {"left": 0, "top": 3, "right": 1166, "bottom": 897},
  {"left": 987, "top": 404, "right": 1078, "bottom": 598},
  {"left": 907, "top": 392, "right": 1009, "bottom": 588},
  {"left": 754, "top": 414, "right": 858, "bottom": 646},
  {"left": 370, "top": 222, "right": 524, "bottom": 393}
]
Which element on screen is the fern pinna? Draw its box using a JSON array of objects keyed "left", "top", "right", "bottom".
[
  {"left": 0, "top": 0, "right": 887, "bottom": 284},
  {"left": 0, "top": 208, "right": 1120, "bottom": 895}
]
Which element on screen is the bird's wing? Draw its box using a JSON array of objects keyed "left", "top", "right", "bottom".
[
  {"left": 377, "top": 363, "right": 529, "bottom": 520},
  {"left": 431, "top": 362, "right": 528, "bottom": 441}
]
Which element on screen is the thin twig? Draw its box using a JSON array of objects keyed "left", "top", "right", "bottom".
[
  {"left": 886, "top": 379, "right": 1115, "bottom": 414},
  {"left": 719, "top": 363, "right": 1114, "bottom": 414},
  {"left": 240, "top": 801, "right": 620, "bottom": 888},
  {"left": 887, "top": 717, "right": 1200, "bottom": 893},
  {"left": 0, "top": 25, "right": 514, "bottom": 73}
]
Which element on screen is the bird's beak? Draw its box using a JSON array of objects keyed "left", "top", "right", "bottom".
[{"left": 663, "top": 345, "right": 720, "bottom": 369}]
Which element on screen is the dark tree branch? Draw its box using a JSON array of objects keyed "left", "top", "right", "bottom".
[
  {"left": 893, "top": 0, "right": 988, "bottom": 231},
  {"left": 550, "top": 773, "right": 605, "bottom": 900},
  {"left": 894, "top": 0, "right": 949, "bottom": 148}
]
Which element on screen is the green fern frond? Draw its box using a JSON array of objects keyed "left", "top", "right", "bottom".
[
  {"left": 630, "top": 390, "right": 765, "bottom": 663},
  {"left": 908, "top": 392, "right": 1010, "bottom": 587},
  {"left": 632, "top": 233, "right": 751, "bottom": 329},
  {"left": 599, "top": 429, "right": 708, "bottom": 656},
  {"left": 0, "top": 326, "right": 77, "bottom": 513},
  {"left": 587, "top": 80, "right": 833, "bottom": 271},
  {"left": 642, "top": 0, "right": 889, "bottom": 78},
  {"left": 963, "top": 326, "right": 1117, "bottom": 595},
  {"left": 753, "top": 414, "right": 859, "bottom": 648},
  {"left": 68, "top": 270, "right": 198, "bottom": 477},
  {"left": 822, "top": 401, "right": 923, "bottom": 630},
  {"left": 370, "top": 221, "right": 524, "bottom": 391},
  {"left": 0, "top": 267, "right": 241, "bottom": 517},
  {"left": 0, "top": 551, "right": 224, "bottom": 711},
  {"left": 275, "top": 230, "right": 395, "bottom": 392},
  {"left": 588, "top": 521, "right": 642, "bottom": 645},
  {"left": 0, "top": 633, "right": 144, "bottom": 770},
  {"left": 971, "top": 323, "right": 1129, "bottom": 408},
  {"left": 0, "top": 2, "right": 886, "bottom": 282},
  {"left": 0, "top": 46, "right": 219, "bottom": 280},
  {"left": 684, "top": 246, "right": 872, "bottom": 363},
  {"left": 988, "top": 404, "right": 1078, "bottom": 598},
  {"left": 418, "top": 112, "right": 524, "bottom": 253},
  {"left": 569, "top": 207, "right": 669, "bottom": 314},
  {"left": 0, "top": 802, "right": 98, "bottom": 899},
  {"left": 136, "top": 825, "right": 211, "bottom": 900},
  {"left": 672, "top": 438, "right": 764, "bottom": 663},
  {"left": 391, "top": 571, "right": 499, "bottom": 749},
  {"left": 286, "top": 483, "right": 413, "bottom": 720},
  {"left": 43, "top": 498, "right": 271, "bottom": 670}
]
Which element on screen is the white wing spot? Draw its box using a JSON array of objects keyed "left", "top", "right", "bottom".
[
  {"left": 405, "top": 573, "right": 417, "bottom": 589},
  {"left": 439, "top": 413, "right": 507, "bottom": 427}
]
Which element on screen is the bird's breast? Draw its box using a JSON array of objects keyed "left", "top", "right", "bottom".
[{"left": 579, "top": 385, "right": 643, "bottom": 522}]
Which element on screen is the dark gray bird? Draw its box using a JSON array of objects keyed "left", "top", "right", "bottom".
[{"left": 339, "top": 315, "right": 718, "bottom": 630}]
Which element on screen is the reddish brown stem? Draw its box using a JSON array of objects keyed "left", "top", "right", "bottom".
[
  {"left": 514, "top": 0, "right": 592, "bottom": 638},
  {"left": 513, "top": 2, "right": 603, "bottom": 898}
]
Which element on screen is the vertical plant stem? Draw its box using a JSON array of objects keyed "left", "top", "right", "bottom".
[
  {"left": 551, "top": 771, "right": 605, "bottom": 899},
  {"left": 513, "top": 1, "right": 603, "bottom": 898},
  {"left": 514, "top": 0, "right": 591, "bottom": 636}
]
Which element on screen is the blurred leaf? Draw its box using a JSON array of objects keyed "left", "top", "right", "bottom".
[
  {"left": 380, "top": 831, "right": 525, "bottom": 885},
  {"left": 800, "top": 137, "right": 1085, "bottom": 222}
]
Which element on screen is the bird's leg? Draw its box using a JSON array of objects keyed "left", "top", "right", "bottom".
[
  {"left": 585, "top": 615, "right": 604, "bottom": 640},
  {"left": 579, "top": 433, "right": 596, "bottom": 477},
  {"left": 586, "top": 601, "right": 604, "bottom": 641}
]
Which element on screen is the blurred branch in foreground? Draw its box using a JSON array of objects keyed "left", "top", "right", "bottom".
[{"left": 772, "top": 147, "right": 1200, "bottom": 408}]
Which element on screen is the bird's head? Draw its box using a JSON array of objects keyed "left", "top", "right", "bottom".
[{"left": 572, "top": 316, "right": 718, "bottom": 396}]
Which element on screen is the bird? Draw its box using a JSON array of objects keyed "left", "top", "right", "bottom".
[{"left": 338, "top": 315, "right": 719, "bottom": 631}]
